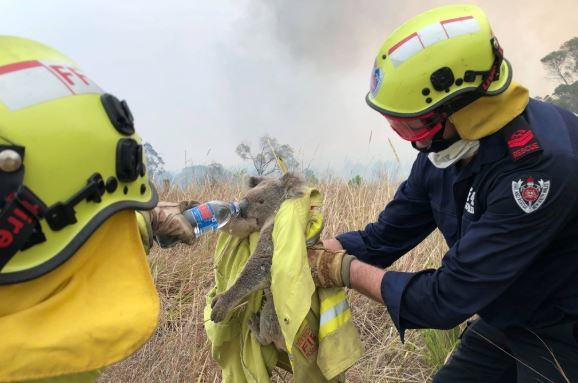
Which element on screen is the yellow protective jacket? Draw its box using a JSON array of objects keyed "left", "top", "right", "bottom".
[
  {"left": 0, "top": 211, "right": 159, "bottom": 383},
  {"left": 204, "top": 189, "right": 363, "bottom": 382}
]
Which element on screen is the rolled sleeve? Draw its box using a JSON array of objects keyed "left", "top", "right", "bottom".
[
  {"left": 381, "top": 270, "right": 418, "bottom": 342},
  {"left": 335, "top": 231, "right": 367, "bottom": 258}
]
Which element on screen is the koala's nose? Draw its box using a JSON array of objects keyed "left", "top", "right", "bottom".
[{"left": 238, "top": 199, "right": 249, "bottom": 218}]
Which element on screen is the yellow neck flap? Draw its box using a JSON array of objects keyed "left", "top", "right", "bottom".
[
  {"left": 449, "top": 81, "right": 529, "bottom": 140},
  {"left": 0, "top": 211, "right": 159, "bottom": 382}
]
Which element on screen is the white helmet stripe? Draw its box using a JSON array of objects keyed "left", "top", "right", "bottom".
[
  {"left": 388, "top": 15, "right": 481, "bottom": 67},
  {"left": 0, "top": 60, "right": 101, "bottom": 111},
  {"left": 388, "top": 32, "right": 424, "bottom": 67},
  {"left": 441, "top": 16, "right": 480, "bottom": 38},
  {"left": 418, "top": 23, "right": 447, "bottom": 48}
]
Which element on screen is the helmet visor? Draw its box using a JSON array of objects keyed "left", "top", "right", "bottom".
[{"left": 383, "top": 111, "right": 445, "bottom": 141}]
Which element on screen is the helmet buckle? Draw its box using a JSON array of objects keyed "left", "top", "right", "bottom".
[{"left": 45, "top": 173, "right": 105, "bottom": 231}]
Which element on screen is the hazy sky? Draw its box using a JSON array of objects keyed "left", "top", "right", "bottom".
[{"left": 2, "top": 0, "right": 575, "bottom": 174}]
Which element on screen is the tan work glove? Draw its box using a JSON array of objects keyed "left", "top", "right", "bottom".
[
  {"left": 306, "top": 243, "right": 357, "bottom": 288},
  {"left": 141, "top": 200, "right": 199, "bottom": 246}
]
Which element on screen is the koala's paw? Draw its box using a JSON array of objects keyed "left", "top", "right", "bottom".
[
  {"left": 248, "top": 312, "right": 261, "bottom": 335},
  {"left": 210, "top": 293, "right": 230, "bottom": 323}
]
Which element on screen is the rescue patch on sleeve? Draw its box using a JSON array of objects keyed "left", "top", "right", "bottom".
[
  {"left": 512, "top": 176, "right": 550, "bottom": 213},
  {"left": 501, "top": 115, "right": 542, "bottom": 161}
]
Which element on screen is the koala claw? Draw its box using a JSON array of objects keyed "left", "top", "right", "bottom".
[
  {"left": 210, "top": 294, "right": 229, "bottom": 322},
  {"left": 248, "top": 313, "right": 261, "bottom": 333}
]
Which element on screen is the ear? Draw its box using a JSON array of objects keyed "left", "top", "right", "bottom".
[
  {"left": 280, "top": 172, "right": 305, "bottom": 198},
  {"left": 246, "top": 175, "right": 267, "bottom": 189}
]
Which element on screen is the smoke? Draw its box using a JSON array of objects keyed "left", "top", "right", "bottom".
[
  {"left": 3, "top": 0, "right": 573, "bottom": 173},
  {"left": 215, "top": 0, "right": 577, "bottom": 173},
  {"left": 241, "top": 1, "right": 392, "bottom": 72},
  {"left": 477, "top": 0, "right": 577, "bottom": 96},
  {"left": 238, "top": 0, "right": 576, "bottom": 94}
]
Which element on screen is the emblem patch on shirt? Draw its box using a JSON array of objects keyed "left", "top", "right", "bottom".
[
  {"left": 464, "top": 187, "right": 476, "bottom": 214},
  {"left": 512, "top": 176, "right": 550, "bottom": 213},
  {"left": 295, "top": 323, "right": 317, "bottom": 361}
]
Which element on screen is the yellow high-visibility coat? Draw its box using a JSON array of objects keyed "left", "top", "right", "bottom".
[{"left": 204, "top": 188, "right": 363, "bottom": 382}]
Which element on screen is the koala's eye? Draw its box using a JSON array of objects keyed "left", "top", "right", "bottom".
[{"left": 258, "top": 199, "right": 265, "bottom": 204}]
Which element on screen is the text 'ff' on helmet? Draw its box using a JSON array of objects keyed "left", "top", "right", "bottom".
[{"left": 0, "top": 36, "right": 158, "bottom": 284}]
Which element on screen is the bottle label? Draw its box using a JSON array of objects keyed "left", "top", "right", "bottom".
[{"left": 191, "top": 203, "right": 219, "bottom": 234}]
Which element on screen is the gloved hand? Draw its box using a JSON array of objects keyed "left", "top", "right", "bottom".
[
  {"left": 306, "top": 243, "right": 356, "bottom": 288},
  {"left": 142, "top": 200, "right": 199, "bottom": 245}
]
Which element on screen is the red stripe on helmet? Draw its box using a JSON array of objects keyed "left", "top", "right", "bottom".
[
  {"left": 388, "top": 32, "right": 422, "bottom": 54},
  {"left": 0, "top": 60, "right": 42, "bottom": 76},
  {"left": 440, "top": 15, "right": 474, "bottom": 25}
]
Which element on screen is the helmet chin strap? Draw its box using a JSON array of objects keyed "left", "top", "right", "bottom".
[{"left": 411, "top": 120, "right": 460, "bottom": 153}]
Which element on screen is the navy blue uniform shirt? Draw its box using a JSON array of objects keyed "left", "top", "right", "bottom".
[{"left": 337, "top": 99, "right": 578, "bottom": 340}]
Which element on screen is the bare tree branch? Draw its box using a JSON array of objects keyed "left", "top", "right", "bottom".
[{"left": 235, "top": 135, "right": 299, "bottom": 175}]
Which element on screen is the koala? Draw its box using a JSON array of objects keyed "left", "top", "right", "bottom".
[{"left": 211, "top": 172, "right": 306, "bottom": 352}]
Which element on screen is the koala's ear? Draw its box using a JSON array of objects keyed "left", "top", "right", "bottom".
[
  {"left": 247, "top": 176, "right": 267, "bottom": 189},
  {"left": 280, "top": 172, "right": 305, "bottom": 198}
]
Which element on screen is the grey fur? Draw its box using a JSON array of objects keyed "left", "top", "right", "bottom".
[{"left": 211, "top": 172, "right": 305, "bottom": 351}]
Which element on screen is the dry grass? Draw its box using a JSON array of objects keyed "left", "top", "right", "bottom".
[{"left": 98, "top": 175, "right": 454, "bottom": 383}]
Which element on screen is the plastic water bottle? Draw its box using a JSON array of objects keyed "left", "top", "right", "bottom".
[{"left": 156, "top": 200, "right": 240, "bottom": 248}]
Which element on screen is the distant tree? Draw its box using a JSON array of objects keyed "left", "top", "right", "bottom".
[
  {"left": 143, "top": 142, "right": 166, "bottom": 181},
  {"left": 541, "top": 50, "right": 572, "bottom": 85},
  {"left": 171, "top": 163, "right": 231, "bottom": 187},
  {"left": 542, "top": 83, "right": 578, "bottom": 114},
  {"left": 303, "top": 168, "right": 319, "bottom": 184},
  {"left": 348, "top": 175, "right": 363, "bottom": 187},
  {"left": 236, "top": 135, "right": 299, "bottom": 176},
  {"left": 206, "top": 162, "right": 227, "bottom": 185},
  {"left": 541, "top": 37, "right": 578, "bottom": 113},
  {"left": 208, "top": 162, "right": 225, "bottom": 177}
]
